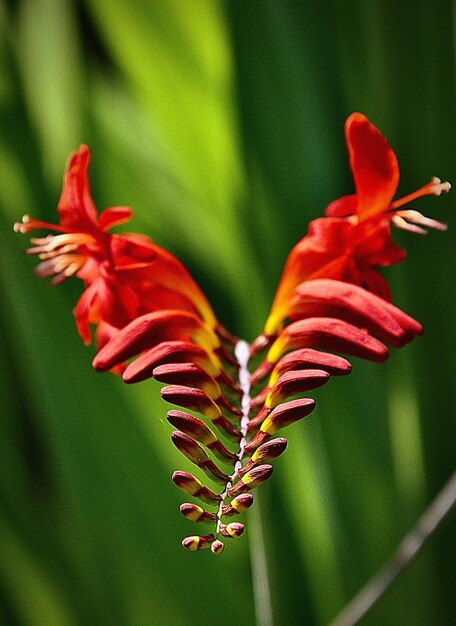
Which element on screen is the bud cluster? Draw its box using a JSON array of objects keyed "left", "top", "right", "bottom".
[{"left": 90, "top": 280, "right": 422, "bottom": 553}]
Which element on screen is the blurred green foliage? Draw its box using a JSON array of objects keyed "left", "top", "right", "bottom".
[{"left": 1, "top": 1, "right": 455, "bottom": 624}]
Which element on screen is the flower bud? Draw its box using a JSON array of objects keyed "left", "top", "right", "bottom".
[
  {"left": 171, "top": 432, "right": 230, "bottom": 484},
  {"left": 122, "top": 340, "right": 221, "bottom": 384},
  {"left": 210, "top": 539, "right": 225, "bottom": 555},
  {"left": 265, "top": 369, "right": 329, "bottom": 408},
  {"left": 153, "top": 362, "right": 221, "bottom": 398},
  {"left": 244, "top": 399, "right": 315, "bottom": 454},
  {"left": 162, "top": 386, "right": 241, "bottom": 441},
  {"left": 238, "top": 438, "right": 288, "bottom": 476},
  {"left": 227, "top": 464, "right": 273, "bottom": 498},
  {"left": 266, "top": 317, "right": 389, "bottom": 365},
  {"left": 182, "top": 534, "right": 215, "bottom": 551},
  {"left": 172, "top": 471, "right": 221, "bottom": 504},
  {"left": 221, "top": 493, "right": 254, "bottom": 517},
  {"left": 219, "top": 522, "right": 245, "bottom": 538},
  {"left": 269, "top": 348, "right": 352, "bottom": 386},
  {"left": 179, "top": 503, "right": 217, "bottom": 523},
  {"left": 167, "top": 410, "right": 237, "bottom": 463}
]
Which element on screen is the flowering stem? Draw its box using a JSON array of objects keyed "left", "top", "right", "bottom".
[
  {"left": 329, "top": 469, "right": 456, "bottom": 626},
  {"left": 214, "top": 341, "right": 251, "bottom": 533},
  {"left": 235, "top": 340, "right": 274, "bottom": 626},
  {"left": 248, "top": 492, "right": 274, "bottom": 626}
]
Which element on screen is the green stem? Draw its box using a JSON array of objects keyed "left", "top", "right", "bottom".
[
  {"left": 248, "top": 492, "right": 274, "bottom": 626},
  {"left": 329, "top": 469, "right": 456, "bottom": 626}
]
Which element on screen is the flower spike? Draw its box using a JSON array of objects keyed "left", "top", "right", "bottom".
[{"left": 16, "top": 115, "right": 449, "bottom": 553}]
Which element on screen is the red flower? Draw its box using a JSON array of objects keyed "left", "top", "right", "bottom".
[
  {"left": 264, "top": 113, "right": 450, "bottom": 337},
  {"left": 14, "top": 145, "right": 218, "bottom": 353}
]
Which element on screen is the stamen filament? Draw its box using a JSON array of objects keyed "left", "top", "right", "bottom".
[
  {"left": 391, "top": 177, "right": 451, "bottom": 210},
  {"left": 14, "top": 215, "right": 70, "bottom": 234},
  {"left": 29, "top": 232, "right": 96, "bottom": 250}
]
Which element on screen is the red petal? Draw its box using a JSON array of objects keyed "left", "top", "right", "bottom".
[
  {"left": 345, "top": 113, "right": 400, "bottom": 222},
  {"left": 57, "top": 145, "right": 99, "bottom": 232},
  {"left": 98, "top": 206, "right": 133, "bottom": 231},
  {"left": 73, "top": 280, "right": 100, "bottom": 345},
  {"left": 265, "top": 218, "right": 353, "bottom": 334},
  {"left": 113, "top": 238, "right": 217, "bottom": 328},
  {"left": 325, "top": 194, "right": 357, "bottom": 217},
  {"left": 355, "top": 222, "right": 406, "bottom": 268}
]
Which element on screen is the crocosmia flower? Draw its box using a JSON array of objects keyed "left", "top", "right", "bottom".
[
  {"left": 264, "top": 112, "right": 450, "bottom": 338},
  {"left": 14, "top": 145, "right": 218, "bottom": 354},
  {"left": 16, "top": 114, "right": 449, "bottom": 554}
]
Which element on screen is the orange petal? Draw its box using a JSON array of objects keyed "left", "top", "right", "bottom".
[{"left": 345, "top": 113, "right": 400, "bottom": 222}]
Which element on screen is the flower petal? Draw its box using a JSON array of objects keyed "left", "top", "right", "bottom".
[
  {"left": 98, "top": 206, "right": 133, "bottom": 231},
  {"left": 73, "top": 280, "right": 101, "bottom": 345},
  {"left": 325, "top": 194, "right": 357, "bottom": 217},
  {"left": 112, "top": 237, "right": 217, "bottom": 328},
  {"left": 57, "top": 145, "right": 99, "bottom": 232},
  {"left": 345, "top": 113, "right": 400, "bottom": 222}
]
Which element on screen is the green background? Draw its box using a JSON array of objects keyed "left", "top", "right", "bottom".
[{"left": 1, "top": 1, "right": 455, "bottom": 624}]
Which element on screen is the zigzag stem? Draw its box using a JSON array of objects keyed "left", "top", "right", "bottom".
[{"left": 213, "top": 340, "right": 252, "bottom": 546}]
